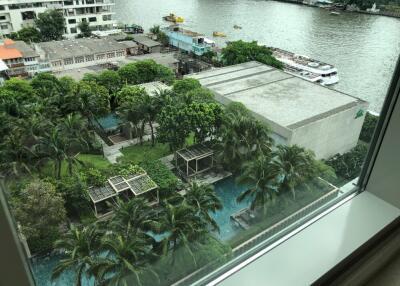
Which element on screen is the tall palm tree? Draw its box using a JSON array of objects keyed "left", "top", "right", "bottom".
[
  {"left": 272, "top": 145, "right": 318, "bottom": 200},
  {"left": 110, "top": 197, "right": 160, "bottom": 238},
  {"left": 59, "top": 113, "right": 92, "bottom": 150},
  {"left": 237, "top": 154, "right": 280, "bottom": 215},
  {"left": 52, "top": 225, "right": 102, "bottom": 286},
  {"left": 117, "top": 100, "right": 146, "bottom": 144},
  {"left": 217, "top": 103, "right": 273, "bottom": 172},
  {"left": 35, "top": 128, "right": 83, "bottom": 178},
  {"left": 0, "top": 131, "right": 32, "bottom": 177},
  {"left": 157, "top": 202, "right": 208, "bottom": 265},
  {"left": 91, "top": 234, "right": 158, "bottom": 286},
  {"left": 185, "top": 181, "right": 222, "bottom": 231},
  {"left": 141, "top": 94, "right": 158, "bottom": 146}
]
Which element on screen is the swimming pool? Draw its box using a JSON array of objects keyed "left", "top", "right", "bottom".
[
  {"left": 32, "top": 177, "right": 250, "bottom": 286},
  {"left": 95, "top": 113, "right": 122, "bottom": 131},
  {"left": 210, "top": 176, "right": 251, "bottom": 241}
]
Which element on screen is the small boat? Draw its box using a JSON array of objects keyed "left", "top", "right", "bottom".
[
  {"left": 330, "top": 11, "right": 340, "bottom": 15},
  {"left": 120, "top": 24, "right": 144, "bottom": 34},
  {"left": 213, "top": 31, "right": 226, "bottom": 37},
  {"left": 163, "top": 13, "right": 184, "bottom": 23},
  {"left": 233, "top": 24, "right": 242, "bottom": 29}
]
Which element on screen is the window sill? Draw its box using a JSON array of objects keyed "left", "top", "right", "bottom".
[{"left": 213, "top": 191, "right": 400, "bottom": 286}]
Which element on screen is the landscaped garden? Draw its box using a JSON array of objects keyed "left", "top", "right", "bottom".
[{"left": 0, "top": 43, "right": 371, "bottom": 286}]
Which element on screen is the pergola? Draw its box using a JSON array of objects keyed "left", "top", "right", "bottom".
[
  {"left": 87, "top": 172, "right": 158, "bottom": 217},
  {"left": 176, "top": 144, "right": 214, "bottom": 178}
]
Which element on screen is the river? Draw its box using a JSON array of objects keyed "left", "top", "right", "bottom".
[{"left": 114, "top": 0, "right": 400, "bottom": 113}]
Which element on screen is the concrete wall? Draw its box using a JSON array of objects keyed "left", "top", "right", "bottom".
[
  {"left": 45, "top": 49, "right": 125, "bottom": 72},
  {"left": 289, "top": 101, "right": 369, "bottom": 159}
]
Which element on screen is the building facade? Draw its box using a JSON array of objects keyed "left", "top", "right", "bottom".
[
  {"left": 0, "top": 0, "right": 117, "bottom": 38},
  {"left": 0, "top": 39, "right": 46, "bottom": 77},
  {"left": 162, "top": 25, "right": 213, "bottom": 56},
  {"left": 34, "top": 37, "right": 135, "bottom": 72},
  {"left": 189, "top": 61, "right": 368, "bottom": 160}
]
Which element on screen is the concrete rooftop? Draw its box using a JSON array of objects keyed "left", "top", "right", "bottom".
[
  {"left": 35, "top": 37, "right": 131, "bottom": 60},
  {"left": 189, "top": 61, "right": 363, "bottom": 129}
]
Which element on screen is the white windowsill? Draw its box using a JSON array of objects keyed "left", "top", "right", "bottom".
[{"left": 216, "top": 191, "right": 400, "bottom": 286}]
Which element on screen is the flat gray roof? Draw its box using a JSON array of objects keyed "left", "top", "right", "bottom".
[
  {"left": 36, "top": 37, "right": 127, "bottom": 61},
  {"left": 10, "top": 41, "right": 38, "bottom": 58},
  {"left": 189, "top": 61, "right": 365, "bottom": 130},
  {"left": 133, "top": 35, "right": 161, "bottom": 47}
]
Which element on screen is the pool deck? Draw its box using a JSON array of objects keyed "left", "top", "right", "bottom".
[{"left": 190, "top": 169, "right": 232, "bottom": 185}]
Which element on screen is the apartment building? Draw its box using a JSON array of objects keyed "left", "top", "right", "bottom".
[{"left": 0, "top": 0, "right": 117, "bottom": 38}]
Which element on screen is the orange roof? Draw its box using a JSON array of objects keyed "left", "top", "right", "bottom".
[
  {"left": 3, "top": 39, "right": 15, "bottom": 45},
  {"left": 0, "top": 39, "right": 22, "bottom": 60}
]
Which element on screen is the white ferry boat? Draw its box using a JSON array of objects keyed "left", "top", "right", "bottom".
[{"left": 270, "top": 47, "right": 339, "bottom": 86}]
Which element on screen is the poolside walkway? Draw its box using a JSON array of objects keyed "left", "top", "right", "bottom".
[
  {"left": 160, "top": 154, "right": 175, "bottom": 170},
  {"left": 192, "top": 169, "right": 232, "bottom": 185}
]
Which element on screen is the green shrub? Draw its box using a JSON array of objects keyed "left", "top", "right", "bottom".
[
  {"left": 325, "top": 144, "right": 368, "bottom": 181},
  {"left": 359, "top": 112, "right": 379, "bottom": 143},
  {"left": 140, "top": 160, "right": 179, "bottom": 198},
  {"left": 80, "top": 168, "right": 106, "bottom": 187}
]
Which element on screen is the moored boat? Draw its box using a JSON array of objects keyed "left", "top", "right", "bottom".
[
  {"left": 213, "top": 31, "right": 226, "bottom": 37},
  {"left": 163, "top": 13, "right": 184, "bottom": 23},
  {"left": 270, "top": 47, "right": 339, "bottom": 86}
]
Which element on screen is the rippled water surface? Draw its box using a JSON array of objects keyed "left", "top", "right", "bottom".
[{"left": 115, "top": 0, "right": 400, "bottom": 112}]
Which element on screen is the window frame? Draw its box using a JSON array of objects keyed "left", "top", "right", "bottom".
[{"left": 0, "top": 56, "right": 399, "bottom": 286}]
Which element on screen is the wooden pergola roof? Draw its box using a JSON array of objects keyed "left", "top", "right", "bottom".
[
  {"left": 176, "top": 144, "right": 214, "bottom": 161},
  {"left": 87, "top": 172, "right": 158, "bottom": 204},
  {"left": 88, "top": 183, "right": 117, "bottom": 204}
]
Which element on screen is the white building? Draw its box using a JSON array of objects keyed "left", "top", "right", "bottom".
[
  {"left": 0, "top": 0, "right": 117, "bottom": 38},
  {"left": 188, "top": 61, "right": 369, "bottom": 159}
]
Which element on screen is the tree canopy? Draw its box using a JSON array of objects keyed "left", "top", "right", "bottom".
[
  {"left": 221, "top": 40, "right": 283, "bottom": 69},
  {"left": 35, "top": 9, "right": 66, "bottom": 41},
  {"left": 12, "top": 180, "right": 66, "bottom": 252},
  {"left": 10, "top": 26, "right": 42, "bottom": 43}
]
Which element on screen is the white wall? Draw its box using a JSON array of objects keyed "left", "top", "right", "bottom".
[{"left": 289, "top": 102, "right": 369, "bottom": 159}]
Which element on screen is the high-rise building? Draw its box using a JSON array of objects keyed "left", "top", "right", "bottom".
[{"left": 0, "top": 0, "right": 117, "bottom": 38}]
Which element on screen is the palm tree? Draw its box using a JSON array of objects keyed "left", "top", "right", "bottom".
[
  {"left": 35, "top": 128, "right": 83, "bottom": 178},
  {"left": 141, "top": 94, "right": 158, "bottom": 146},
  {"left": 272, "top": 145, "right": 318, "bottom": 200},
  {"left": 59, "top": 113, "right": 92, "bottom": 150},
  {"left": 237, "top": 154, "right": 280, "bottom": 216},
  {"left": 117, "top": 101, "right": 146, "bottom": 144},
  {"left": 0, "top": 131, "right": 32, "bottom": 177},
  {"left": 52, "top": 225, "right": 102, "bottom": 286},
  {"left": 110, "top": 197, "right": 160, "bottom": 238},
  {"left": 185, "top": 181, "right": 222, "bottom": 231},
  {"left": 91, "top": 234, "right": 158, "bottom": 286},
  {"left": 157, "top": 202, "right": 208, "bottom": 265}
]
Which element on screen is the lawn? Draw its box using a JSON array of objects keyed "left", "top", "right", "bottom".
[
  {"left": 119, "top": 134, "right": 195, "bottom": 164},
  {"left": 119, "top": 142, "right": 171, "bottom": 164},
  {"left": 41, "top": 154, "right": 111, "bottom": 178}
]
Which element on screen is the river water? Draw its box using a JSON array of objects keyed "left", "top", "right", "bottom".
[{"left": 115, "top": 0, "right": 400, "bottom": 113}]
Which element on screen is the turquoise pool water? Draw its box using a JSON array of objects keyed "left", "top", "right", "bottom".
[
  {"left": 32, "top": 177, "right": 249, "bottom": 285},
  {"left": 210, "top": 176, "right": 251, "bottom": 241},
  {"left": 96, "top": 113, "right": 122, "bottom": 131},
  {"left": 31, "top": 254, "right": 94, "bottom": 286}
]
